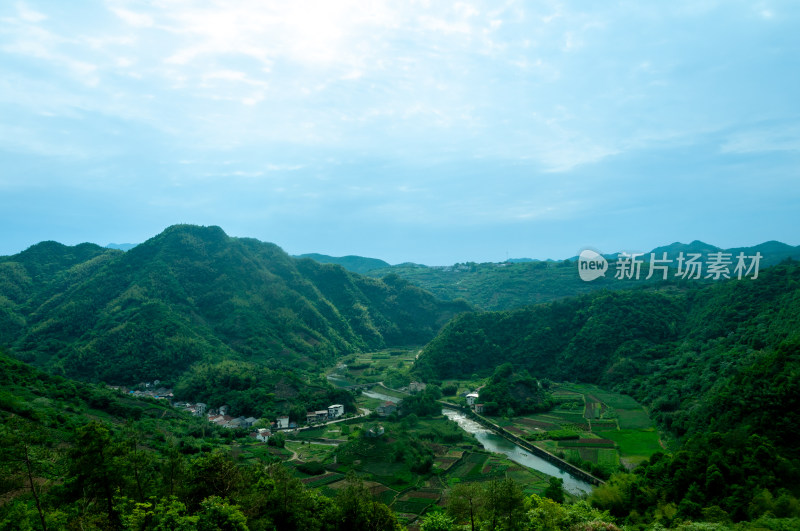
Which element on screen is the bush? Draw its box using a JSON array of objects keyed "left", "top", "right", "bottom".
[{"left": 296, "top": 461, "right": 326, "bottom": 476}]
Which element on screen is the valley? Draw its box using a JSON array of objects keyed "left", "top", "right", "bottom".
[{"left": 1, "top": 226, "right": 799, "bottom": 530}]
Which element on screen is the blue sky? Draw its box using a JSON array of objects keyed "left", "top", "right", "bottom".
[{"left": 1, "top": 1, "right": 798, "bottom": 264}]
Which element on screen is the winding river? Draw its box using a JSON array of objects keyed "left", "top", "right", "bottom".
[{"left": 442, "top": 408, "right": 594, "bottom": 496}]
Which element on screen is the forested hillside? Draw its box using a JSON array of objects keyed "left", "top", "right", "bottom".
[
  {"left": 0, "top": 351, "right": 407, "bottom": 530},
  {"left": 0, "top": 225, "right": 468, "bottom": 391},
  {"left": 356, "top": 241, "right": 800, "bottom": 311},
  {"left": 416, "top": 261, "right": 800, "bottom": 524}
]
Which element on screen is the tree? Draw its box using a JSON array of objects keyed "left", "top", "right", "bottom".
[
  {"left": 184, "top": 452, "right": 243, "bottom": 509},
  {"left": 335, "top": 472, "right": 401, "bottom": 531},
  {"left": 0, "top": 419, "right": 56, "bottom": 531},
  {"left": 196, "top": 496, "right": 248, "bottom": 531},
  {"left": 543, "top": 477, "right": 564, "bottom": 504},
  {"left": 69, "top": 421, "right": 124, "bottom": 527},
  {"left": 447, "top": 482, "right": 484, "bottom": 531},
  {"left": 482, "top": 478, "right": 526, "bottom": 531},
  {"left": 420, "top": 511, "right": 455, "bottom": 531},
  {"left": 268, "top": 431, "right": 286, "bottom": 448},
  {"left": 121, "top": 496, "right": 199, "bottom": 530},
  {"left": 121, "top": 422, "right": 157, "bottom": 502}
]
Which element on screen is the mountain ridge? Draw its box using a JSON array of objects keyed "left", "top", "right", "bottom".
[{"left": 0, "top": 224, "right": 470, "bottom": 386}]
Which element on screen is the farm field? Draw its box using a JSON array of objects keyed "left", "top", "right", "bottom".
[
  {"left": 484, "top": 383, "right": 661, "bottom": 478},
  {"left": 279, "top": 412, "right": 556, "bottom": 527},
  {"left": 595, "top": 428, "right": 663, "bottom": 467},
  {"left": 331, "top": 347, "right": 421, "bottom": 388}
]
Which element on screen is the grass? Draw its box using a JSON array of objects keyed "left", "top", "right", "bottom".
[
  {"left": 597, "top": 428, "right": 662, "bottom": 463},
  {"left": 615, "top": 409, "right": 654, "bottom": 430},
  {"left": 285, "top": 440, "right": 337, "bottom": 462}
]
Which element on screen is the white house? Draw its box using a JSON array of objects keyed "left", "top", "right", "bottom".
[
  {"left": 276, "top": 416, "right": 290, "bottom": 429},
  {"left": 466, "top": 393, "right": 480, "bottom": 406},
  {"left": 328, "top": 404, "right": 344, "bottom": 419},
  {"left": 408, "top": 381, "right": 427, "bottom": 393}
]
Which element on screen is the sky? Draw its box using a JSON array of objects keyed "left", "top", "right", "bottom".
[{"left": 1, "top": 1, "right": 799, "bottom": 265}]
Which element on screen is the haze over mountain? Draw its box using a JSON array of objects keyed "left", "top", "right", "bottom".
[
  {"left": 302, "top": 240, "right": 799, "bottom": 311},
  {"left": 293, "top": 253, "right": 391, "bottom": 275}
]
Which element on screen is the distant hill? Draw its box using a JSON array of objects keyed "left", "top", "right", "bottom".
[
  {"left": 295, "top": 253, "right": 391, "bottom": 274},
  {"left": 365, "top": 240, "right": 800, "bottom": 310},
  {"left": 0, "top": 225, "right": 469, "bottom": 387},
  {"left": 106, "top": 242, "right": 138, "bottom": 251}
]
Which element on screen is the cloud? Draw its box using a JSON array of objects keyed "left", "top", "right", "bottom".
[
  {"left": 110, "top": 7, "right": 154, "bottom": 28},
  {"left": 720, "top": 123, "right": 800, "bottom": 154},
  {"left": 15, "top": 2, "right": 46, "bottom": 23}
]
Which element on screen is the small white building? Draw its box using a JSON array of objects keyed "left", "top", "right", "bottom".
[
  {"left": 276, "top": 416, "right": 289, "bottom": 429},
  {"left": 466, "top": 393, "right": 480, "bottom": 406},
  {"left": 328, "top": 404, "right": 344, "bottom": 419}
]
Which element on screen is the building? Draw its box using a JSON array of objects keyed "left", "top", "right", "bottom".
[
  {"left": 475, "top": 403, "right": 485, "bottom": 414},
  {"left": 365, "top": 425, "right": 385, "bottom": 438},
  {"left": 253, "top": 428, "right": 271, "bottom": 442},
  {"left": 376, "top": 402, "right": 397, "bottom": 416},
  {"left": 466, "top": 393, "right": 480, "bottom": 406},
  {"left": 408, "top": 381, "right": 427, "bottom": 393},
  {"left": 328, "top": 404, "right": 344, "bottom": 419},
  {"left": 276, "top": 416, "right": 289, "bottom": 429}
]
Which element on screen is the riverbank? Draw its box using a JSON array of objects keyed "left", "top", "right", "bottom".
[{"left": 442, "top": 408, "right": 598, "bottom": 495}]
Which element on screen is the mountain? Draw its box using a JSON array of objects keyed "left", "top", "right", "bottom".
[
  {"left": 364, "top": 240, "right": 800, "bottom": 311},
  {"left": 0, "top": 225, "right": 469, "bottom": 387},
  {"left": 364, "top": 260, "right": 665, "bottom": 311},
  {"left": 648, "top": 239, "right": 721, "bottom": 257},
  {"left": 415, "top": 263, "right": 800, "bottom": 521},
  {"left": 294, "top": 253, "right": 391, "bottom": 274}
]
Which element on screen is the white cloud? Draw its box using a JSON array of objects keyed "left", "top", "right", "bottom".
[
  {"left": 111, "top": 7, "right": 154, "bottom": 28},
  {"left": 15, "top": 2, "right": 46, "bottom": 23}
]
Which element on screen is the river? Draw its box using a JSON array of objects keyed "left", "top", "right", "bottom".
[{"left": 442, "top": 409, "right": 594, "bottom": 496}]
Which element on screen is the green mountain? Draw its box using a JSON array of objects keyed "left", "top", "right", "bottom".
[
  {"left": 0, "top": 225, "right": 469, "bottom": 387},
  {"left": 294, "top": 253, "right": 391, "bottom": 274},
  {"left": 364, "top": 260, "right": 661, "bottom": 311},
  {"left": 415, "top": 263, "right": 800, "bottom": 522},
  {"left": 364, "top": 241, "right": 800, "bottom": 311}
]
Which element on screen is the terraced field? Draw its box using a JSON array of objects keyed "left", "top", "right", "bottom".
[{"left": 483, "top": 383, "right": 660, "bottom": 477}]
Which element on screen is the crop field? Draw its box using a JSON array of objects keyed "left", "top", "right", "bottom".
[
  {"left": 596, "top": 428, "right": 662, "bottom": 464},
  {"left": 616, "top": 408, "right": 653, "bottom": 429},
  {"left": 558, "top": 438, "right": 615, "bottom": 448},
  {"left": 301, "top": 472, "right": 344, "bottom": 487},
  {"left": 286, "top": 440, "right": 338, "bottom": 461},
  {"left": 590, "top": 420, "right": 618, "bottom": 430},
  {"left": 518, "top": 417, "right": 560, "bottom": 430},
  {"left": 483, "top": 383, "right": 661, "bottom": 477}
]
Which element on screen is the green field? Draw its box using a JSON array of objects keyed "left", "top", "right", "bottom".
[
  {"left": 597, "top": 428, "right": 662, "bottom": 464},
  {"left": 484, "top": 383, "right": 661, "bottom": 477},
  {"left": 615, "top": 408, "right": 654, "bottom": 429}
]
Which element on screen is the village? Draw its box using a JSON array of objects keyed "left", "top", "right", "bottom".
[{"left": 111, "top": 380, "right": 348, "bottom": 443}]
